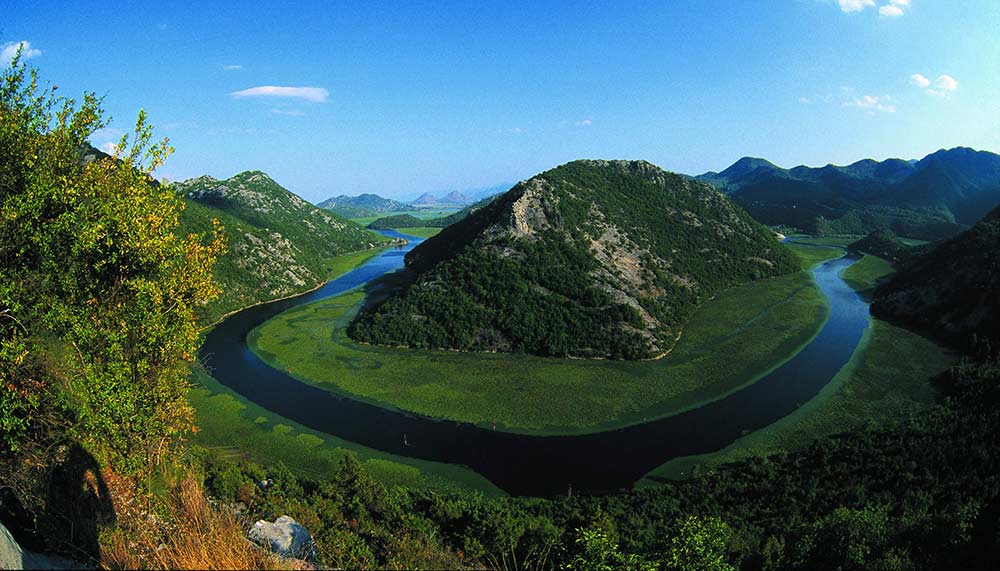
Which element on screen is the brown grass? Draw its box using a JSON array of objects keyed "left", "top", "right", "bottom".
[{"left": 101, "top": 473, "right": 296, "bottom": 570}]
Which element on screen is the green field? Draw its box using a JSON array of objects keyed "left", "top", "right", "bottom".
[
  {"left": 188, "top": 370, "right": 502, "bottom": 496},
  {"left": 350, "top": 208, "right": 460, "bottom": 226},
  {"left": 394, "top": 226, "right": 442, "bottom": 239},
  {"left": 840, "top": 254, "right": 895, "bottom": 298},
  {"left": 785, "top": 242, "right": 846, "bottom": 269},
  {"left": 249, "top": 256, "right": 831, "bottom": 434},
  {"left": 637, "top": 250, "right": 955, "bottom": 486},
  {"left": 637, "top": 319, "right": 955, "bottom": 485}
]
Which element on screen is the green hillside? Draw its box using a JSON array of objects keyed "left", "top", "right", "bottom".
[
  {"left": 317, "top": 193, "right": 410, "bottom": 218},
  {"left": 174, "top": 172, "right": 392, "bottom": 322},
  {"left": 350, "top": 160, "right": 797, "bottom": 359},
  {"left": 873, "top": 205, "right": 1000, "bottom": 357}
]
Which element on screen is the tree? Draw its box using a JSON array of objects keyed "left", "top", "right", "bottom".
[
  {"left": 0, "top": 52, "right": 224, "bottom": 477},
  {"left": 662, "top": 516, "right": 734, "bottom": 571}
]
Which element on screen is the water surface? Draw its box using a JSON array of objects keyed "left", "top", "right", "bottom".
[{"left": 200, "top": 231, "right": 868, "bottom": 496}]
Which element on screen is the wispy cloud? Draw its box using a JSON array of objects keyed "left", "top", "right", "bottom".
[
  {"left": 833, "top": 0, "right": 910, "bottom": 17},
  {"left": 837, "top": 0, "right": 875, "bottom": 13},
  {"left": 1, "top": 41, "right": 42, "bottom": 64},
  {"left": 575, "top": 118, "right": 593, "bottom": 127},
  {"left": 843, "top": 94, "right": 896, "bottom": 114},
  {"left": 498, "top": 127, "right": 525, "bottom": 135},
  {"left": 222, "top": 64, "right": 244, "bottom": 71},
  {"left": 799, "top": 97, "right": 811, "bottom": 104},
  {"left": 230, "top": 86, "right": 329, "bottom": 103},
  {"left": 271, "top": 109, "right": 305, "bottom": 117}
]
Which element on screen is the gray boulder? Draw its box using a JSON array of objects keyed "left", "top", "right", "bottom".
[
  {"left": 248, "top": 515, "right": 317, "bottom": 562},
  {"left": 1, "top": 522, "right": 90, "bottom": 570}
]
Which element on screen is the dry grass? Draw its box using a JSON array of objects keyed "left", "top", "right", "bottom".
[{"left": 101, "top": 472, "right": 297, "bottom": 570}]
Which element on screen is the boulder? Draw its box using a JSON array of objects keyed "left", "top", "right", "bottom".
[
  {"left": 0, "top": 522, "right": 90, "bottom": 570},
  {"left": 248, "top": 515, "right": 316, "bottom": 562}
]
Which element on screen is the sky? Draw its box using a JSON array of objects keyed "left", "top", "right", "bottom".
[{"left": 4, "top": 0, "right": 998, "bottom": 202}]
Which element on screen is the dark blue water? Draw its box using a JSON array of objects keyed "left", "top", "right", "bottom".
[{"left": 200, "top": 231, "right": 870, "bottom": 496}]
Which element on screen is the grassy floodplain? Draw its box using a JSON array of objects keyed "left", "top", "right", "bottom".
[
  {"left": 249, "top": 244, "right": 836, "bottom": 434},
  {"left": 637, "top": 251, "right": 955, "bottom": 486},
  {"left": 349, "top": 208, "right": 460, "bottom": 226},
  {"left": 189, "top": 248, "right": 503, "bottom": 495},
  {"left": 841, "top": 254, "right": 895, "bottom": 298},
  {"left": 188, "top": 370, "right": 503, "bottom": 495},
  {"left": 387, "top": 226, "right": 442, "bottom": 239}
]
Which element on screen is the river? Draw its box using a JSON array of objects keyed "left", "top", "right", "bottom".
[{"left": 199, "top": 231, "right": 869, "bottom": 496}]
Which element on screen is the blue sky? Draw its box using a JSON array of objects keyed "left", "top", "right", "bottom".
[{"left": 4, "top": 0, "right": 998, "bottom": 202}]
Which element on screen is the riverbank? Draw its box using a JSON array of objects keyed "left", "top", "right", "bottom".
[
  {"left": 636, "top": 252, "right": 955, "bottom": 486},
  {"left": 247, "top": 246, "right": 834, "bottom": 434}
]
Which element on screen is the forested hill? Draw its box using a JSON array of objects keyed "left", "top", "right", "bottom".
[
  {"left": 697, "top": 147, "right": 1000, "bottom": 240},
  {"left": 872, "top": 204, "right": 1000, "bottom": 357},
  {"left": 316, "top": 193, "right": 410, "bottom": 218},
  {"left": 350, "top": 159, "right": 797, "bottom": 359},
  {"left": 174, "top": 172, "right": 391, "bottom": 322}
]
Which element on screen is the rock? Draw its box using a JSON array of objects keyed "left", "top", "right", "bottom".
[
  {"left": 248, "top": 515, "right": 316, "bottom": 562},
  {"left": 0, "top": 522, "right": 91, "bottom": 570}
]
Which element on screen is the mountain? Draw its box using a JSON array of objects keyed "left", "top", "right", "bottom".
[
  {"left": 174, "top": 171, "right": 391, "bottom": 322},
  {"left": 411, "top": 192, "right": 438, "bottom": 206},
  {"left": 316, "top": 193, "right": 410, "bottom": 219},
  {"left": 872, "top": 205, "right": 1000, "bottom": 356},
  {"left": 350, "top": 160, "right": 797, "bottom": 359},
  {"left": 440, "top": 190, "right": 472, "bottom": 204},
  {"left": 367, "top": 214, "right": 426, "bottom": 229},
  {"left": 696, "top": 147, "right": 1000, "bottom": 240},
  {"left": 848, "top": 228, "right": 908, "bottom": 263}
]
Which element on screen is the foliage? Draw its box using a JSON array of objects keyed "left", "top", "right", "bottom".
[
  {"left": 0, "top": 55, "right": 224, "bottom": 477},
  {"left": 189, "top": 359, "right": 1000, "bottom": 570}
]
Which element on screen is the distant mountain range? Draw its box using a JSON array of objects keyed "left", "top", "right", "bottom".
[
  {"left": 174, "top": 172, "right": 391, "bottom": 322},
  {"left": 696, "top": 147, "right": 1000, "bottom": 240},
  {"left": 318, "top": 184, "right": 509, "bottom": 218},
  {"left": 350, "top": 160, "right": 796, "bottom": 360}
]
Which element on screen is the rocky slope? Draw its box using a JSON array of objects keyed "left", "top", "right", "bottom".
[
  {"left": 350, "top": 160, "right": 797, "bottom": 359},
  {"left": 175, "top": 171, "right": 391, "bottom": 322}
]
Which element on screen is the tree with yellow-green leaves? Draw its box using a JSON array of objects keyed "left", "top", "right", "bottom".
[{"left": 0, "top": 49, "right": 225, "bottom": 488}]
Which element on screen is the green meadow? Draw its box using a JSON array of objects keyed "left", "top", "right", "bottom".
[
  {"left": 637, "top": 252, "right": 955, "bottom": 486},
  {"left": 841, "top": 254, "right": 895, "bottom": 298},
  {"left": 189, "top": 369, "right": 503, "bottom": 496},
  {"left": 349, "top": 208, "right": 459, "bottom": 226},
  {"left": 393, "top": 226, "right": 442, "bottom": 239},
  {"left": 249, "top": 248, "right": 833, "bottom": 434}
]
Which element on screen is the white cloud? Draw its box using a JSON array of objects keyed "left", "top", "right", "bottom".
[
  {"left": 934, "top": 74, "right": 959, "bottom": 92},
  {"left": 879, "top": 5, "right": 904, "bottom": 16},
  {"left": 843, "top": 95, "right": 896, "bottom": 114},
  {"left": 223, "top": 64, "right": 244, "bottom": 71},
  {"left": 230, "top": 86, "right": 329, "bottom": 103},
  {"left": 1, "top": 41, "right": 42, "bottom": 64},
  {"left": 799, "top": 97, "right": 811, "bottom": 104},
  {"left": 911, "top": 73, "right": 958, "bottom": 97},
  {"left": 890, "top": 0, "right": 910, "bottom": 5},
  {"left": 271, "top": 109, "right": 305, "bottom": 116},
  {"left": 910, "top": 74, "right": 931, "bottom": 88},
  {"left": 99, "top": 142, "right": 119, "bottom": 155},
  {"left": 838, "top": 0, "right": 875, "bottom": 12},
  {"left": 575, "top": 119, "right": 592, "bottom": 127}
]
